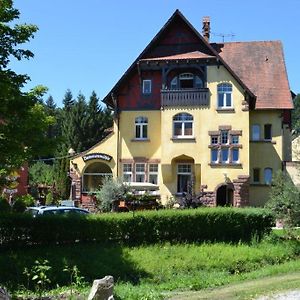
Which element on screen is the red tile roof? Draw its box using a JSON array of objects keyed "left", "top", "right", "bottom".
[
  {"left": 140, "top": 51, "right": 215, "bottom": 62},
  {"left": 214, "top": 41, "right": 293, "bottom": 109}
]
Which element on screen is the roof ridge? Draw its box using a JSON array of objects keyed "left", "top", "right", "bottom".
[{"left": 215, "top": 40, "right": 282, "bottom": 45}]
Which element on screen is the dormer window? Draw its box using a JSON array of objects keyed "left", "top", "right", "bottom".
[{"left": 170, "top": 73, "right": 203, "bottom": 89}]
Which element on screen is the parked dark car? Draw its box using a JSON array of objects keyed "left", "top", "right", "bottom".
[{"left": 26, "top": 206, "right": 89, "bottom": 217}]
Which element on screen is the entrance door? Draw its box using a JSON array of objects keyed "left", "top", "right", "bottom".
[
  {"left": 177, "top": 164, "right": 192, "bottom": 193},
  {"left": 216, "top": 185, "right": 233, "bottom": 206}
]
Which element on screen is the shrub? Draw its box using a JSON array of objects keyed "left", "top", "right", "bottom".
[
  {"left": 45, "top": 192, "right": 54, "bottom": 206},
  {"left": 265, "top": 170, "right": 300, "bottom": 235},
  {"left": 0, "top": 197, "right": 11, "bottom": 213},
  {"left": 0, "top": 207, "right": 274, "bottom": 247},
  {"left": 12, "top": 194, "right": 35, "bottom": 213},
  {"left": 93, "top": 177, "right": 130, "bottom": 212}
]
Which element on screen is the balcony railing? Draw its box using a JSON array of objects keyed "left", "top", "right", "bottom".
[{"left": 161, "top": 88, "right": 210, "bottom": 108}]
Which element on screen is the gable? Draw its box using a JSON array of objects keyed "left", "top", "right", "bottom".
[
  {"left": 102, "top": 10, "right": 255, "bottom": 109},
  {"left": 145, "top": 14, "right": 214, "bottom": 59},
  {"left": 214, "top": 41, "right": 293, "bottom": 110}
]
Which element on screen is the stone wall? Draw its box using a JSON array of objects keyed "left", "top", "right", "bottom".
[
  {"left": 199, "top": 191, "right": 215, "bottom": 206},
  {"left": 233, "top": 175, "right": 250, "bottom": 207},
  {"left": 69, "top": 169, "right": 81, "bottom": 201}
]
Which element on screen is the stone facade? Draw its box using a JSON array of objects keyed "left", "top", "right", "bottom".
[
  {"left": 233, "top": 175, "right": 250, "bottom": 207},
  {"left": 199, "top": 191, "right": 215, "bottom": 206}
]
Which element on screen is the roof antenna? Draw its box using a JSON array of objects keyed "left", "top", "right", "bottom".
[{"left": 211, "top": 32, "right": 236, "bottom": 43}]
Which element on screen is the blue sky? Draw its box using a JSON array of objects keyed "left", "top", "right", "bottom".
[{"left": 11, "top": 0, "right": 300, "bottom": 107}]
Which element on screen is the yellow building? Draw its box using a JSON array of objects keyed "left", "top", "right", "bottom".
[{"left": 70, "top": 10, "right": 293, "bottom": 209}]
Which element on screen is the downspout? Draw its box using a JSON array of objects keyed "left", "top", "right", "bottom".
[{"left": 112, "top": 93, "right": 120, "bottom": 177}]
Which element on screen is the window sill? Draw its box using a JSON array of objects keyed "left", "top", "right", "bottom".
[
  {"left": 250, "top": 140, "right": 276, "bottom": 144},
  {"left": 216, "top": 108, "right": 235, "bottom": 113},
  {"left": 209, "top": 163, "right": 242, "bottom": 167},
  {"left": 171, "top": 137, "right": 196, "bottom": 142},
  {"left": 131, "top": 138, "right": 150, "bottom": 142},
  {"left": 250, "top": 183, "right": 272, "bottom": 187}
]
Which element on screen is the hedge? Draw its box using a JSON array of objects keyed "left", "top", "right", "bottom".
[{"left": 0, "top": 207, "right": 274, "bottom": 247}]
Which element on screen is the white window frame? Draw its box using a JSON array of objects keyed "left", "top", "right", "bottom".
[
  {"left": 142, "top": 79, "right": 152, "bottom": 94},
  {"left": 211, "top": 149, "right": 219, "bottom": 163},
  {"left": 135, "top": 163, "right": 146, "bottom": 182},
  {"left": 211, "top": 136, "right": 218, "bottom": 145},
  {"left": 217, "top": 83, "right": 233, "bottom": 108},
  {"left": 148, "top": 164, "right": 158, "bottom": 184},
  {"left": 231, "top": 135, "right": 239, "bottom": 144},
  {"left": 177, "top": 164, "right": 192, "bottom": 193},
  {"left": 221, "top": 148, "right": 229, "bottom": 163},
  {"left": 123, "top": 163, "right": 132, "bottom": 182},
  {"left": 135, "top": 116, "right": 148, "bottom": 139},
  {"left": 221, "top": 130, "right": 229, "bottom": 144},
  {"left": 173, "top": 113, "right": 194, "bottom": 138},
  {"left": 264, "top": 168, "right": 273, "bottom": 185},
  {"left": 231, "top": 148, "right": 239, "bottom": 163},
  {"left": 252, "top": 124, "right": 260, "bottom": 141}
]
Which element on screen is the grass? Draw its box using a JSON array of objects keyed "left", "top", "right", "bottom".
[
  {"left": 1, "top": 232, "right": 300, "bottom": 299},
  {"left": 168, "top": 271, "right": 300, "bottom": 299}
]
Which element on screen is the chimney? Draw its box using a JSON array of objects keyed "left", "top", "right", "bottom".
[{"left": 202, "top": 16, "right": 210, "bottom": 42}]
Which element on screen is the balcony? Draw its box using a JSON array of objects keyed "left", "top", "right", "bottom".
[{"left": 161, "top": 88, "right": 210, "bottom": 108}]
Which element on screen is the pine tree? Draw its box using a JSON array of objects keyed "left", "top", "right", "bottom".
[
  {"left": 44, "top": 95, "right": 59, "bottom": 141},
  {"left": 68, "top": 93, "right": 88, "bottom": 152},
  {"left": 45, "top": 95, "right": 56, "bottom": 114},
  {"left": 84, "top": 91, "right": 113, "bottom": 150},
  {"left": 62, "top": 89, "right": 74, "bottom": 111}
]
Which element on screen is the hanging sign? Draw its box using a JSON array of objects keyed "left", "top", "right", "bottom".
[{"left": 82, "top": 153, "right": 112, "bottom": 162}]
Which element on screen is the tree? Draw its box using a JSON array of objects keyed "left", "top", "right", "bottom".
[
  {"left": 44, "top": 95, "right": 61, "bottom": 145},
  {"left": 29, "top": 161, "right": 55, "bottom": 186},
  {"left": 62, "top": 89, "right": 74, "bottom": 111},
  {"left": 265, "top": 170, "right": 300, "bottom": 235},
  {"left": 85, "top": 91, "right": 113, "bottom": 150},
  {"left": 0, "top": 0, "right": 54, "bottom": 178},
  {"left": 52, "top": 90, "right": 112, "bottom": 198}
]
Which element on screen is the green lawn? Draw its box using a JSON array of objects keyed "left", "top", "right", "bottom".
[
  {"left": 168, "top": 271, "right": 300, "bottom": 299},
  {"left": 1, "top": 233, "right": 300, "bottom": 299}
]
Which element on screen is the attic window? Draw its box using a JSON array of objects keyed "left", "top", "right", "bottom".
[{"left": 143, "top": 80, "right": 152, "bottom": 94}]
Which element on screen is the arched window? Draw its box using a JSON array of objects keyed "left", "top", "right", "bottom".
[
  {"left": 170, "top": 73, "right": 203, "bottom": 89},
  {"left": 264, "top": 168, "right": 273, "bottom": 185},
  {"left": 217, "top": 83, "right": 233, "bottom": 108},
  {"left": 135, "top": 116, "right": 148, "bottom": 139},
  {"left": 173, "top": 113, "right": 193, "bottom": 138}
]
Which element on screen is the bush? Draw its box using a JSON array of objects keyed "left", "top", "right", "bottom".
[
  {"left": 0, "top": 207, "right": 274, "bottom": 247},
  {"left": 12, "top": 194, "right": 35, "bottom": 213},
  {"left": 45, "top": 192, "right": 54, "bottom": 206},
  {"left": 94, "top": 177, "right": 130, "bottom": 212},
  {"left": 265, "top": 170, "right": 300, "bottom": 234},
  {"left": 0, "top": 197, "right": 11, "bottom": 213}
]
